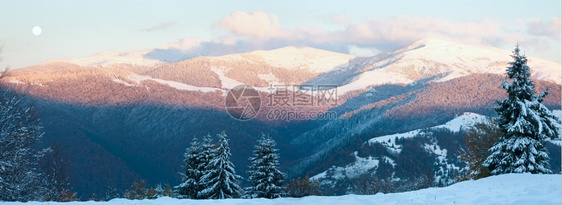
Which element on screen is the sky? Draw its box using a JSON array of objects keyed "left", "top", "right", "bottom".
[{"left": 0, "top": 0, "right": 561, "bottom": 69}]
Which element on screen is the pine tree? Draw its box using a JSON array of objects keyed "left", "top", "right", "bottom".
[
  {"left": 0, "top": 86, "right": 46, "bottom": 201},
  {"left": 247, "top": 134, "right": 286, "bottom": 199},
  {"left": 195, "top": 134, "right": 214, "bottom": 198},
  {"left": 198, "top": 131, "right": 243, "bottom": 199},
  {"left": 483, "top": 45, "right": 560, "bottom": 174},
  {"left": 175, "top": 137, "right": 203, "bottom": 199}
]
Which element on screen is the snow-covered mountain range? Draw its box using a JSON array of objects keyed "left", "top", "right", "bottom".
[
  {"left": 25, "top": 38, "right": 560, "bottom": 97},
  {"left": 330, "top": 39, "right": 560, "bottom": 94},
  {"left": 1, "top": 38, "right": 560, "bottom": 197}
]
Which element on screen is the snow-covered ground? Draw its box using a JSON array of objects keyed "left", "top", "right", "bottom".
[
  {"left": 313, "top": 111, "right": 561, "bottom": 182},
  {"left": 367, "top": 110, "right": 562, "bottom": 147},
  {"left": 125, "top": 74, "right": 221, "bottom": 93},
  {"left": 368, "top": 112, "right": 487, "bottom": 146},
  {"left": 3, "top": 174, "right": 559, "bottom": 205},
  {"left": 312, "top": 112, "right": 486, "bottom": 182}
]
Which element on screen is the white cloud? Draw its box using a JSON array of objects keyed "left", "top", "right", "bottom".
[
  {"left": 210, "top": 12, "right": 512, "bottom": 52},
  {"left": 526, "top": 18, "right": 561, "bottom": 41},
  {"left": 144, "top": 11, "right": 561, "bottom": 63},
  {"left": 214, "top": 11, "right": 291, "bottom": 39},
  {"left": 307, "top": 15, "right": 503, "bottom": 50}
]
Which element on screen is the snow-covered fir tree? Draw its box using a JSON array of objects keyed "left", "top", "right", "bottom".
[
  {"left": 175, "top": 137, "right": 203, "bottom": 199},
  {"left": 199, "top": 134, "right": 215, "bottom": 172},
  {"left": 0, "top": 86, "right": 46, "bottom": 201},
  {"left": 247, "top": 134, "right": 286, "bottom": 199},
  {"left": 483, "top": 45, "right": 560, "bottom": 174},
  {"left": 195, "top": 134, "right": 214, "bottom": 197},
  {"left": 198, "top": 131, "right": 243, "bottom": 199}
]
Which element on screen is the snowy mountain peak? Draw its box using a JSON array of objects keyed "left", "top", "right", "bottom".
[
  {"left": 10, "top": 38, "right": 561, "bottom": 99},
  {"left": 219, "top": 46, "right": 354, "bottom": 73},
  {"left": 334, "top": 38, "right": 561, "bottom": 95},
  {"left": 408, "top": 38, "right": 461, "bottom": 49},
  {"left": 251, "top": 46, "right": 348, "bottom": 57}
]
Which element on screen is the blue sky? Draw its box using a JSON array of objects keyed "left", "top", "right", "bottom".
[{"left": 0, "top": 0, "right": 560, "bottom": 69}]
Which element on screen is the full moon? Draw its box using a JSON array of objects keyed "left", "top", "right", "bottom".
[{"left": 32, "top": 26, "right": 42, "bottom": 36}]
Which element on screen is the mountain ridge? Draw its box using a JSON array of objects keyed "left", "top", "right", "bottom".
[
  {"left": 8, "top": 38, "right": 561, "bottom": 98},
  {"left": 1, "top": 38, "right": 560, "bottom": 197}
]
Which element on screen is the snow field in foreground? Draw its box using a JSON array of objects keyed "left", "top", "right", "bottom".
[{"left": 3, "top": 173, "right": 560, "bottom": 205}]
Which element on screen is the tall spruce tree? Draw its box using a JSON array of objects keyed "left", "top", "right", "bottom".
[
  {"left": 198, "top": 131, "right": 243, "bottom": 199},
  {"left": 247, "top": 134, "right": 286, "bottom": 199},
  {"left": 483, "top": 45, "right": 560, "bottom": 174},
  {"left": 196, "top": 134, "right": 215, "bottom": 198},
  {"left": 175, "top": 137, "right": 203, "bottom": 199}
]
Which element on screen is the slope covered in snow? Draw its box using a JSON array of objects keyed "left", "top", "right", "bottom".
[
  {"left": 30, "top": 39, "right": 562, "bottom": 98},
  {"left": 243, "top": 46, "right": 353, "bottom": 73},
  {"left": 336, "top": 38, "right": 561, "bottom": 95},
  {"left": 312, "top": 109, "right": 561, "bottom": 188},
  {"left": 55, "top": 45, "right": 353, "bottom": 73},
  {"left": 130, "top": 75, "right": 221, "bottom": 93},
  {"left": 4, "top": 174, "right": 560, "bottom": 205},
  {"left": 368, "top": 112, "right": 487, "bottom": 145},
  {"left": 311, "top": 112, "right": 487, "bottom": 183}
]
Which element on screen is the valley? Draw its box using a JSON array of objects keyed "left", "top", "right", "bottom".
[{"left": 1, "top": 39, "right": 560, "bottom": 197}]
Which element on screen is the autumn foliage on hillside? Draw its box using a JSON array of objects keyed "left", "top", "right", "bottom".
[
  {"left": 0, "top": 64, "right": 224, "bottom": 108},
  {"left": 386, "top": 73, "right": 560, "bottom": 120},
  {"left": 145, "top": 58, "right": 222, "bottom": 88}
]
